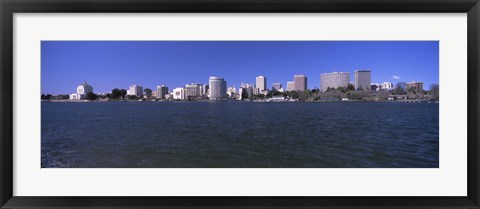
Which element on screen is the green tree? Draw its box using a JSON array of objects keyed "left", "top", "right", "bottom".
[
  {"left": 111, "top": 88, "right": 122, "bottom": 99},
  {"left": 86, "top": 92, "right": 98, "bottom": 101},
  {"left": 393, "top": 82, "right": 407, "bottom": 95},
  {"left": 144, "top": 88, "right": 152, "bottom": 97},
  {"left": 120, "top": 89, "right": 127, "bottom": 99}
]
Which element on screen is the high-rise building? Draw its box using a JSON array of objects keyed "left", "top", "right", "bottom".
[
  {"left": 185, "top": 83, "right": 202, "bottom": 99},
  {"left": 354, "top": 70, "right": 371, "bottom": 91},
  {"left": 320, "top": 72, "right": 350, "bottom": 92},
  {"left": 294, "top": 75, "right": 307, "bottom": 91},
  {"left": 156, "top": 85, "right": 168, "bottom": 99},
  {"left": 209, "top": 76, "right": 227, "bottom": 100},
  {"left": 272, "top": 83, "right": 282, "bottom": 91},
  {"left": 128, "top": 85, "right": 143, "bottom": 97},
  {"left": 202, "top": 84, "right": 209, "bottom": 96},
  {"left": 287, "top": 81, "right": 295, "bottom": 91},
  {"left": 406, "top": 81, "right": 423, "bottom": 92},
  {"left": 256, "top": 76, "right": 267, "bottom": 91},
  {"left": 381, "top": 82, "right": 394, "bottom": 90},
  {"left": 173, "top": 87, "right": 186, "bottom": 100}
]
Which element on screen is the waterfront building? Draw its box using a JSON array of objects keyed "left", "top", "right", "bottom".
[
  {"left": 294, "top": 75, "right": 307, "bottom": 91},
  {"left": 209, "top": 76, "right": 227, "bottom": 100},
  {"left": 69, "top": 82, "right": 94, "bottom": 100},
  {"left": 227, "top": 86, "right": 237, "bottom": 98},
  {"left": 253, "top": 88, "right": 260, "bottom": 95},
  {"left": 173, "top": 87, "right": 186, "bottom": 100},
  {"left": 272, "top": 83, "right": 282, "bottom": 91},
  {"left": 354, "top": 70, "right": 371, "bottom": 91},
  {"left": 156, "top": 85, "right": 169, "bottom": 99},
  {"left": 371, "top": 83, "right": 379, "bottom": 91},
  {"left": 406, "top": 81, "right": 424, "bottom": 92},
  {"left": 128, "top": 85, "right": 143, "bottom": 97},
  {"left": 287, "top": 81, "right": 295, "bottom": 91},
  {"left": 381, "top": 82, "right": 393, "bottom": 90},
  {"left": 202, "top": 84, "right": 209, "bottom": 96},
  {"left": 256, "top": 76, "right": 267, "bottom": 91},
  {"left": 185, "top": 83, "right": 202, "bottom": 99},
  {"left": 320, "top": 72, "right": 350, "bottom": 92}
]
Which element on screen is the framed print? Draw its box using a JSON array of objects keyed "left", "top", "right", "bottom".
[{"left": 1, "top": 0, "right": 479, "bottom": 208}]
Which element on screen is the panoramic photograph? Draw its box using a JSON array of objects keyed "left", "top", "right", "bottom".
[{"left": 41, "top": 41, "right": 439, "bottom": 168}]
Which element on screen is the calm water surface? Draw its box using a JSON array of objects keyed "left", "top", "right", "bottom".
[{"left": 41, "top": 102, "right": 439, "bottom": 168}]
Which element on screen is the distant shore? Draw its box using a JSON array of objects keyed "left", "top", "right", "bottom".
[{"left": 42, "top": 99, "right": 438, "bottom": 104}]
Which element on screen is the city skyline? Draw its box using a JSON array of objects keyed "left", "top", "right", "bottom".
[{"left": 42, "top": 41, "right": 439, "bottom": 94}]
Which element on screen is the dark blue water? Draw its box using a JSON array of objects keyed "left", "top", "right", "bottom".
[{"left": 41, "top": 102, "right": 439, "bottom": 168}]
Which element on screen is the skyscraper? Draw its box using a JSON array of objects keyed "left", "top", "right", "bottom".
[
  {"left": 209, "top": 76, "right": 227, "bottom": 100},
  {"left": 354, "top": 70, "right": 371, "bottom": 90},
  {"left": 156, "top": 85, "right": 168, "bottom": 99},
  {"left": 286, "top": 81, "right": 295, "bottom": 91},
  {"left": 294, "top": 75, "right": 307, "bottom": 91},
  {"left": 185, "top": 83, "right": 202, "bottom": 99},
  {"left": 128, "top": 85, "right": 143, "bottom": 97},
  {"left": 320, "top": 72, "right": 350, "bottom": 92},
  {"left": 256, "top": 76, "right": 267, "bottom": 91}
]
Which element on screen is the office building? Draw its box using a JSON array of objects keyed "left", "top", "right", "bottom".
[
  {"left": 272, "top": 83, "right": 282, "bottom": 91},
  {"left": 128, "top": 85, "right": 143, "bottom": 97},
  {"left": 320, "top": 72, "right": 350, "bottom": 92},
  {"left": 354, "top": 70, "right": 371, "bottom": 91},
  {"left": 286, "top": 81, "right": 295, "bottom": 91},
  {"left": 381, "top": 82, "right": 394, "bottom": 90},
  {"left": 185, "top": 83, "right": 202, "bottom": 99},
  {"left": 156, "top": 85, "right": 168, "bottom": 99},
  {"left": 202, "top": 84, "right": 209, "bottom": 96},
  {"left": 256, "top": 76, "right": 267, "bottom": 91},
  {"left": 406, "top": 81, "right": 424, "bottom": 92},
  {"left": 294, "top": 75, "right": 307, "bottom": 91},
  {"left": 173, "top": 87, "right": 186, "bottom": 100},
  {"left": 209, "top": 76, "right": 227, "bottom": 100},
  {"left": 69, "top": 82, "right": 94, "bottom": 100}
]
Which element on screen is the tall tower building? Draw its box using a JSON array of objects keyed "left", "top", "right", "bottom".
[
  {"left": 294, "top": 75, "right": 307, "bottom": 91},
  {"left": 354, "top": 70, "right": 371, "bottom": 91},
  {"left": 320, "top": 72, "right": 350, "bottom": 92},
  {"left": 156, "top": 85, "right": 168, "bottom": 99},
  {"left": 256, "top": 76, "right": 267, "bottom": 91},
  {"left": 209, "top": 76, "right": 227, "bottom": 100},
  {"left": 129, "top": 85, "right": 143, "bottom": 97}
]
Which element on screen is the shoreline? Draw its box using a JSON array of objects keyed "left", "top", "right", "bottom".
[{"left": 42, "top": 99, "right": 439, "bottom": 104}]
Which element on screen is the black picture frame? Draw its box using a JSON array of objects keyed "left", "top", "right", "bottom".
[{"left": 1, "top": 0, "right": 479, "bottom": 208}]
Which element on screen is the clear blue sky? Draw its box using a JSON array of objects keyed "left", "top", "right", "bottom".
[{"left": 41, "top": 41, "right": 439, "bottom": 94}]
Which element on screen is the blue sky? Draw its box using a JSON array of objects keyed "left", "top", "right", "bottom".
[{"left": 41, "top": 41, "right": 439, "bottom": 94}]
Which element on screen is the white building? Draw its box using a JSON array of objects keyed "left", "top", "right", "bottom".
[
  {"left": 69, "top": 82, "right": 93, "bottom": 100},
  {"left": 128, "top": 85, "right": 143, "bottom": 97},
  {"left": 381, "top": 82, "right": 394, "bottom": 90},
  {"left": 209, "top": 76, "right": 227, "bottom": 100},
  {"left": 156, "top": 85, "right": 169, "bottom": 99},
  {"left": 227, "top": 86, "right": 237, "bottom": 98},
  {"left": 256, "top": 76, "right": 267, "bottom": 91},
  {"left": 173, "top": 87, "right": 186, "bottom": 100}
]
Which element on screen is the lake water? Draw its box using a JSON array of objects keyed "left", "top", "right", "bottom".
[{"left": 41, "top": 102, "right": 439, "bottom": 168}]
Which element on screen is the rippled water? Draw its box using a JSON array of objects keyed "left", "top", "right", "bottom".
[{"left": 41, "top": 102, "right": 439, "bottom": 168}]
